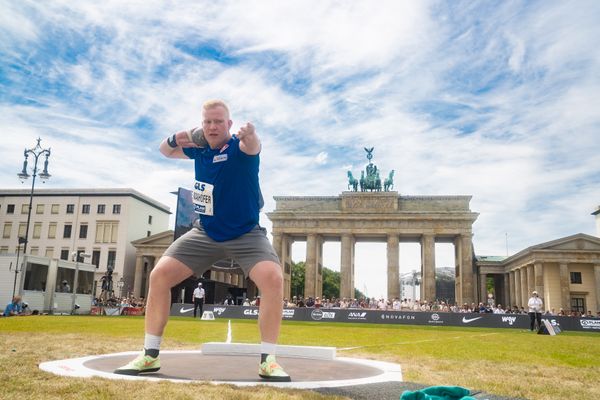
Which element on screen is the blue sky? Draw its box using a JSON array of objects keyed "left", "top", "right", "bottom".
[{"left": 1, "top": 0, "right": 599, "bottom": 298}]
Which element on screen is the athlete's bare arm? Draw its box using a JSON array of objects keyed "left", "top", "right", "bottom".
[{"left": 159, "top": 129, "right": 202, "bottom": 159}]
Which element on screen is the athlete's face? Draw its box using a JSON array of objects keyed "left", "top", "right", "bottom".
[{"left": 202, "top": 106, "right": 233, "bottom": 149}]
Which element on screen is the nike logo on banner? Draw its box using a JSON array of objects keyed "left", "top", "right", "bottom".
[
  {"left": 462, "top": 316, "right": 483, "bottom": 323},
  {"left": 179, "top": 307, "right": 194, "bottom": 313}
]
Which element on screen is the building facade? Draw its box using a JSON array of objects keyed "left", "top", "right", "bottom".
[
  {"left": 0, "top": 188, "right": 170, "bottom": 296},
  {"left": 477, "top": 234, "right": 600, "bottom": 313}
]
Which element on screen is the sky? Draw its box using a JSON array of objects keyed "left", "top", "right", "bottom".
[{"left": 1, "top": 0, "right": 599, "bottom": 299}]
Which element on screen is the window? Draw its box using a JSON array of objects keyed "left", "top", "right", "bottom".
[
  {"left": 60, "top": 249, "right": 69, "bottom": 260},
  {"left": 113, "top": 204, "right": 121, "bottom": 214},
  {"left": 7, "top": 204, "right": 15, "bottom": 214},
  {"left": 21, "top": 204, "right": 29, "bottom": 214},
  {"left": 82, "top": 204, "right": 90, "bottom": 214},
  {"left": 147, "top": 231, "right": 151, "bottom": 237},
  {"left": 2, "top": 222, "right": 11, "bottom": 239},
  {"left": 36, "top": 204, "right": 44, "bottom": 214},
  {"left": 76, "top": 270, "right": 94, "bottom": 294},
  {"left": 92, "top": 250, "right": 101, "bottom": 268},
  {"left": 148, "top": 215, "right": 153, "bottom": 224},
  {"left": 571, "top": 297, "right": 585, "bottom": 314},
  {"left": 97, "top": 204, "right": 105, "bottom": 214},
  {"left": 48, "top": 222, "right": 57, "bottom": 239},
  {"left": 66, "top": 204, "right": 75, "bottom": 214},
  {"left": 23, "top": 262, "right": 49, "bottom": 291},
  {"left": 33, "top": 222, "right": 42, "bottom": 239},
  {"left": 63, "top": 224, "right": 72, "bottom": 239},
  {"left": 570, "top": 272, "right": 582, "bottom": 284},
  {"left": 45, "top": 247, "right": 54, "bottom": 258},
  {"left": 18, "top": 223, "right": 27, "bottom": 238},
  {"left": 30, "top": 246, "right": 39, "bottom": 255},
  {"left": 107, "top": 250, "right": 116, "bottom": 270},
  {"left": 79, "top": 224, "right": 88, "bottom": 239},
  {"left": 51, "top": 204, "right": 59, "bottom": 214},
  {"left": 56, "top": 267, "right": 75, "bottom": 293},
  {"left": 95, "top": 221, "right": 118, "bottom": 243},
  {"left": 0, "top": 246, "right": 9, "bottom": 254}
]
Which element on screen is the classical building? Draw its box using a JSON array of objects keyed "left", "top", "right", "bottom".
[
  {"left": 267, "top": 191, "right": 479, "bottom": 304},
  {"left": 477, "top": 233, "right": 600, "bottom": 313},
  {"left": 0, "top": 188, "right": 170, "bottom": 295}
]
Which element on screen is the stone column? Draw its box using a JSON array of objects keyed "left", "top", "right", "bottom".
[
  {"left": 144, "top": 257, "right": 155, "bottom": 297},
  {"left": 340, "top": 234, "right": 354, "bottom": 299},
  {"left": 480, "top": 273, "right": 487, "bottom": 304},
  {"left": 230, "top": 273, "right": 238, "bottom": 287},
  {"left": 594, "top": 265, "right": 600, "bottom": 314},
  {"left": 282, "top": 235, "right": 292, "bottom": 300},
  {"left": 509, "top": 271, "right": 516, "bottom": 308},
  {"left": 224, "top": 273, "right": 232, "bottom": 285},
  {"left": 387, "top": 234, "right": 400, "bottom": 300},
  {"left": 527, "top": 265, "right": 535, "bottom": 298},
  {"left": 133, "top": 254, "right": 144, "bottom": 298},
  {"left": 304, "top": 234, "right": 318, "bottom": 298},
  {"left": 459, "top": 234, "right": 474, "bottom": 305},
  {"left": 520, "top": 267, "right": 528, "bottom": 308},
  {"left": 503, "top": 273, "right": 510, "bottom": 309},
  {"left": 454, "top": 236, "right": 462, "bottom": 304},
  {"left": 534, "top": 262, "right": 544, "bottom": 300},
  {"left": 514, "top": 269, "right": 521, "bottom": 308},
  {"left": 216, "top": 271, "right": 225, "bottom": 282},
  {"left": 421, "top": 234, "right": 435, "bottom": 302},
  {"left": 316, "top": 236, "right": 323, "bottom": 298},
  {"left": 559, "top": 263, "right": 571, "bottom": 311}
]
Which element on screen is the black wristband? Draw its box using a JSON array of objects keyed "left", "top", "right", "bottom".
[{"left": 167, "top": 134, "right": 177, "bottom": 148}]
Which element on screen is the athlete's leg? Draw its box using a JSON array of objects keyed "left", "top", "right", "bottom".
[
  {"left": 146, "top": 256, "right": 194, "bottom": 336},
  {"left": 249, "top": 260, "right": 283, "bottom": 343}
]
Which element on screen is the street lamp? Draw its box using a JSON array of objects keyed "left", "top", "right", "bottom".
[{"left": 17, "top": 137, "right": 51, "bottom": 255}]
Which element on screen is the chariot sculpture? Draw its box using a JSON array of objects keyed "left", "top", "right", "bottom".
[{"left": 346, "top": 147, "right": 394, "bottom": 192}]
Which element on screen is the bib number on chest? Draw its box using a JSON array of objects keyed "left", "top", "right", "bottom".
[{"left": 193, "top": 181, "right": 214, "bottom": 216}]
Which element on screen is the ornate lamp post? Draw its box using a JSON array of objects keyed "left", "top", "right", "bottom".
[{"left": 17, "top": 138, "right": 51, "bottom": 255}]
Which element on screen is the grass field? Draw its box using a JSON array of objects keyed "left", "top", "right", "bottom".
[{"left": 1, "top": 315, "right": 599, "bottom": 400}]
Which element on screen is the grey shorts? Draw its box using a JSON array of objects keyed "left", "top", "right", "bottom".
[{"left": 163, "top": 221, "right": 280, "bottom": 277}]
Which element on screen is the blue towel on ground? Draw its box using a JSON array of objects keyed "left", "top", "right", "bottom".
[{"left": 400, "top": 385, "right": 477, "bottom": 400}]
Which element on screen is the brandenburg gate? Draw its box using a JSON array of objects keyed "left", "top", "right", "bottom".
[{"left": 267, "top": 149, "right": 479, "bottom": 304}]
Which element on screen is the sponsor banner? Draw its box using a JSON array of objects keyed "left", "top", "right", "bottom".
[
  {"left": 104, "top": 307, "right": 121, "bottom": 316},
  {"left": 89, "top": 306, "right": 102, "bottom": 315},
  {"left": 121, "top": 307, "right": 144, "bottom": 316},
  {"left": 173, "top": 305, "right": 598, "bottom": 332}
]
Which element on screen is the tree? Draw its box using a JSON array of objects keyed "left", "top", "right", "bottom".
[{"left": 290, "top": 261, "right": 365, "bottom": 299}]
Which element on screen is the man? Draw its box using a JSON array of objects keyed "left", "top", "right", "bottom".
[
  {"left": 527, "top": 290, "right": 543, "bottom": 332},
  {"left": 115, "top": 100, "right": 290, "bottom": 381},
  {"left": 192, "top": 282, "right": 205, "bottom": 318},
  {"left": 61, "top": 280, "right": 71, "bottom": 293},
  {"left": 4, "top": 296, "right": 23, "bottom": 316}
]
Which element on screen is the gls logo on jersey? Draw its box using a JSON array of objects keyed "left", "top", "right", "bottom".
[{"left": 194, "top": 182, "right": 206, "bottom": 191}]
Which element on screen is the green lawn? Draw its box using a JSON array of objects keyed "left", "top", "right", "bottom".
[{"left": 1, "top": 316, "right": 599, "bottom": 399}]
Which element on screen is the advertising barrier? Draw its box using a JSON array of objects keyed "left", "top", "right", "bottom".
[{"left": 169, "top": 304, "right": 600, "bottom": 333}]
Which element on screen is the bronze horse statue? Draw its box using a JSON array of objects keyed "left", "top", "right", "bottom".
[
  {"left": 347, "top": 171, "right": 358, "bottom": 191},
  {"left": 384, "top": 170, "right": 395, "bottom": 191}
]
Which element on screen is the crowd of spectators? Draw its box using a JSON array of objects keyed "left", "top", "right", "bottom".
[
  {"left": 93, "top": 295, "right": 146, "bottom": 308},
  {"left": 266, "top": 296, "right": 600, "bottom": 318}
]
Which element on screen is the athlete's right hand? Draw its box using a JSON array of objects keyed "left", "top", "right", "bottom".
[{"left": 174, "top": 130, "right": 200, "bottom": 148}]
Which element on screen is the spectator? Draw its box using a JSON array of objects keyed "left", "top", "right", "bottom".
[
  {"left": 4, "top": 296, "right": 24, "bottom": 316},
  {"left": 61, "top": 280, "right": 71, "bottom": 293},
  {"left": 527, "top": 290, "right": 543, "bottom": 332}
]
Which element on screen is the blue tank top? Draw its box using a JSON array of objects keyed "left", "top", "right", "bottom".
[{"left": 183, "top": 136, "right": 263, "bottom": 241}]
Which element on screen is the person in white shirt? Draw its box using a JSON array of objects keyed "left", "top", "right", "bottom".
[
  {"left": 527, "top": 290, "right": 543, "bottom": 331},
  {"left": 193, "top": 282, "right": 205, "bottom": 318}
]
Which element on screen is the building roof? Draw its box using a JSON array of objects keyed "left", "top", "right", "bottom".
[
  {"left": 475, "top": 255, "right": 507, "bottom": 262},
  {"left": 0, "top": 188, "right": 171, "bottom": 214}
]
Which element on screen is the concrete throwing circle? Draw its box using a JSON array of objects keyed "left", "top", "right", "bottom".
[{"left": 39, "top": 350, "right": 402, "bottom": 389}]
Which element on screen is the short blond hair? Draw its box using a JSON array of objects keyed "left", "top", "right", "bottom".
[{"left": 202, "top": 99, "right": 230, "bottom": 118}]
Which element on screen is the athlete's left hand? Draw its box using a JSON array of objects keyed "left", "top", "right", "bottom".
[{"left": 236, "top": 122, "right": 255, "bottom": 140}]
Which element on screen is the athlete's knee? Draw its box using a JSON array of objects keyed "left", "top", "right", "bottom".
[{"left": 252, "top": 262, "right": 283, "bottom": 291}]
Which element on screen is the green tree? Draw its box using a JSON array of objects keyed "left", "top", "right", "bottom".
[{"left": 290, "top": 261, "right": 365, "bottom": 299}]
